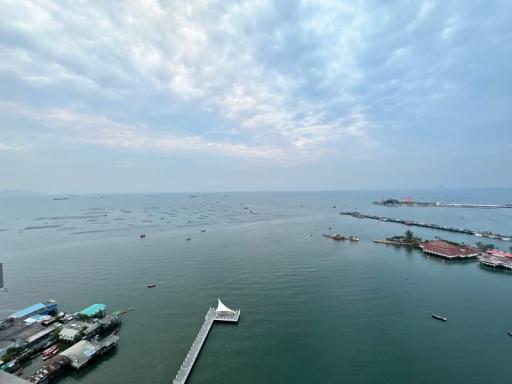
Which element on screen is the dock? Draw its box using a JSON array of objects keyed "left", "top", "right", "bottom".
[
  {"left": 340, "top": 211, "right": 512, "bottom": 241},
  {"left": 173, "top": 299, "right": 240, "bottom": 384},
  {"left": 479, "top": 254, "right": 512, "bottom": 271}
]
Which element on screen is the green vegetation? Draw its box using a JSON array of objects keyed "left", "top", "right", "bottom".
[
  {"left": 1, "top": 346, "right": 25, "bottom": 363},
  {"left": 475, "top": 242, "right": 496, "bottom": 252},
  {"left": 381, "top": 198, "right": 401, "bottom": 205},
  {"left": 386, "top": 230, "right": 423, "bottom": 245},
  {"left": 77, "top": 313, "right": 90, "bottom": 321}
]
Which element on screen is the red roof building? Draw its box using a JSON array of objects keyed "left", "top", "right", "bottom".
[
  {"left": 486, "top": 249, "right": 512, "bottom": 258},
  {"left": 420, "top": 240, "right": 479, "bottom": 259}
]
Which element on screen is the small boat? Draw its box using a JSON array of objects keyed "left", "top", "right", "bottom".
[
  {"left": 431, "top": 313, "right": 448, "bottom": 322},
  {"left": 140, "top": 234, "right": 146, "bottom": 239},
  {"left": 201, "top": 229, "right": 206, "bottom": 233},
  {"left": 147, "top": 283, "right": 156, "bottom": 288},
  {"left": 42, "top": 346, "right": 59, "bottom": 360},
  {"left": 507, "top": 331, "right": 512, "bottom": 337},
  {"left": 42, "top": 344, "right": 58, "bottom": 356},
  {"left": 186, "top": 238, "right": 191, "bottom": 241}
]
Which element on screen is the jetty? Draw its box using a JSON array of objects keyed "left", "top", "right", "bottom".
[
  {"left": 173, "top": 299, "right": 240, "bottom": 384},
  {"left": 340, "top": 211, "right": 511, "bottom": 242},
  {"left": 373, "top": 198, "right": 512, "bottom": 209}
]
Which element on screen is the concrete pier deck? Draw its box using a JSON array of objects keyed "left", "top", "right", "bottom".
[{"left": 173, "top": 301, "right": 240, "bottom": 384}]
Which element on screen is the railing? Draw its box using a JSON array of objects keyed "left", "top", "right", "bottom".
[
  {"left": 173, "top": 309, "right": 216, "bottom": 384},
  {"left": 172, "top": 307, "right": 240, "bottom": 384}
]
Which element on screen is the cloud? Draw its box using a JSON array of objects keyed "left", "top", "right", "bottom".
[
  {"left": 0, "top": 0, "right": 376, "bottom": 162},
  {"left": 0, "top": 0, "right": 511, "bottom": 191},
  {"left": 0, "top": 142, "right": 23, "bottom": 152},
  {"left": 0, "top": 101, "right": 284, "bottom": 160}
]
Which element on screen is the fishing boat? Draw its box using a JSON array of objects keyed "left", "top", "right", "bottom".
[
  {"left": 147, "top": 283, "right": 156, "bottom": 288},
  {"left": 431, "top": 313, "right": 448, "bottom": 322},
  {"left": 42, "top": 345, "right": 59, "bottom": 360}
]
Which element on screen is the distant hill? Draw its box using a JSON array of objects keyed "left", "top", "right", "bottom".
[{"left": 0, "top": 190, "right": 47, "bottom": 196}]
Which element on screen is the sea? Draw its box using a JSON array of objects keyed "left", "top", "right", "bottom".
[{"left": 1, "top": 189, "right": 511, "bottom": 384}]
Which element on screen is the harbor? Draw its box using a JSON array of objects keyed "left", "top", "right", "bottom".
[
  {"left": 0, "top": 300, "right": 121, "bottom": 383},
  {"left": 340, "top": 211, "right": 512, "bottom": 241}
]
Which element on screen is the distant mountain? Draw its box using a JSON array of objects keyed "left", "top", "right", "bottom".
[{"left": 0, "top": 190, "right": 47, "bottom": 196}]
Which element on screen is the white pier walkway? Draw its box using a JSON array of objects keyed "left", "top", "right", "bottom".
[{"left": 173, "top": 299, "right": 240, "bottom": 384}]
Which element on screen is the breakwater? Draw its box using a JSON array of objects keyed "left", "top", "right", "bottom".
[
  {"left": 340, "top": 211, "right": 512, "bottom": 241},
  {"left": 373, "top": 199, "right": 512, "bottom": 208}
]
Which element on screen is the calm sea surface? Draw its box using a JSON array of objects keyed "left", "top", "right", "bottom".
[{"left": 1, "top": 189, "right": 511, "bottom": 384}]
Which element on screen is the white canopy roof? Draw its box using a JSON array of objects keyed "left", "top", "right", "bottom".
[{"left": 216, "top": 298, "right": 235, "bottom": 314}]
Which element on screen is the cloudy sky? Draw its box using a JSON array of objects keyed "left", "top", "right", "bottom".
[{"left": 0, "top": 0, "right": 510, "bottom": 193}]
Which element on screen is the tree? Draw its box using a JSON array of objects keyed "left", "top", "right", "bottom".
[
  {"left": 475, "top": 242, "right": 495, "bottom": 252},
  {"left": 404, "top": 230, "right": 414, "bottom": 242}
]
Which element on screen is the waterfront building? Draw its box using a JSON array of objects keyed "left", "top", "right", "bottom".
[
  {"left": 59, "top": 321, "right": 100, "bottom": 343},
  {"left": 486, "top": 249, "right": 512, "bottom": 258},
  {"left": 420, "top": 241, "right": 479, "bottom": 259},
  {"left": 480, "top": 251, "right": 512, "bottom": 271},
  {"left": 79, "top": 304, "right": 106, "bottom": 318},
  {"left": 59, "top": 335, "right": 119, "bottom": 370},
  {"left": 9, "top": 301, "right": 58, "bottom": 320}
]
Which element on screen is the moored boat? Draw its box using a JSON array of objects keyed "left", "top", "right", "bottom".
[
  {"left": 431, "top": 313, "right": 448, "bottom": 322},
  {"left": 147, "top": 283, "right": 156, "bottom": 288}
]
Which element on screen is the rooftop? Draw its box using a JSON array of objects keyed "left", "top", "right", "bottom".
[
  {"left": 60, "top": 335, "right": 118, "bottom": 369},
  {"left": 10, "top": 303, "right": 46, "bottom": 319},
  {"left": 420, "top": 240, "right": 479, "bottom": 258},
  {"left": 79, "top": 304, "right": 106, "bottom": 317}
]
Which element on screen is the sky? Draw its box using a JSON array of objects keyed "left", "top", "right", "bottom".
[{"left": 0, "top": 0, "right": 511, "bottom": 193}]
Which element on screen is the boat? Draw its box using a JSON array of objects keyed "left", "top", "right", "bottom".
[
  {"left": 42, "top": 345, "right": 59, "bottom": 360},
  {"left": 147, "top": 283, "right": 156, "bottom": 288},
  {"left": 431, "top": 313, "right": 448, "bottom": 322},
  {"left": 201, "top": 229, "right": 206, "bottom": 233},
  {"left": 140, "top": 234, "right": 146, "bottom": 239},
  {"left": 322, "top": 234, "right": 360, "bottom": 242},
  {"left": 186, "top": 238, "right": 191, "bottom": 241},
  {"left": 507, "top": 331, "right": 512, "bottom": 337},
  {"left": 42, "top": 344, "right": 58, "bottom": 356}
]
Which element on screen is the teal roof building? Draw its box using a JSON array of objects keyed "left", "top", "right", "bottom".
[{"left": 79, "top": 304, "right": 106, "bottom": 317}]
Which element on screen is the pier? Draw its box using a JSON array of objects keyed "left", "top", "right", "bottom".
[
  {"left": 173, "top": 299, "right": 240, "bottom": 384},
  {"left": 373, "top": 198, "right": 512, "bottom": 209},
  {"left": 340, "top": 211, "right": 512, "bottom": 241}
]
